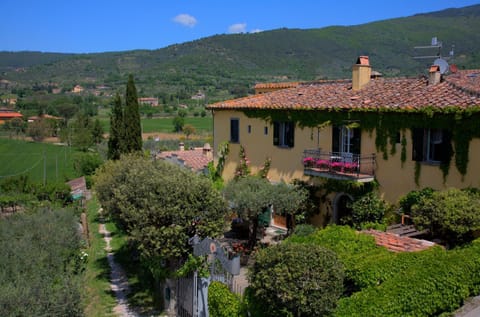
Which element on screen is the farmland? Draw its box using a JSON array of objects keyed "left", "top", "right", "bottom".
[
  {"left": 97, "top": 112, "right": 213, "bottom": 135},
  {"left": 0, "top": 138, "right": 77, "bottom": 183}
]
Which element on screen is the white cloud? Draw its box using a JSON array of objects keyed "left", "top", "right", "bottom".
[
  {"left": 228, "top": 23, "right": 247, "bottom": 34},
  {"left": 250, "top": 29, "right": 263, "bottom": 34},
  {"left": 173, "top": 14, "right": 197, "bottom": 27}
]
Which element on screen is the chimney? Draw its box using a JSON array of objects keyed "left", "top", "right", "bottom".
[
  {"left": 179, "top": 142, "right": 184, "bottom": 151},
  {"left": 428, "top": 65, "right": 441, "bottom": 85},
  {"left": 352, "top": 56, "right": 371, "bottom": 91},
  {"left": 203, "top": 143, "right": 212, "bottom": 159}
]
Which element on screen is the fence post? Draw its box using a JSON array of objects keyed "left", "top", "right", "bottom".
[{"left": 197, "top": 276, "right": 210, "bottom": 317}]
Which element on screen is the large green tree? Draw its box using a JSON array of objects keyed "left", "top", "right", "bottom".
[
  {"left": 94, "top": 154, "right": 227, "bottom": 268},
  {"left": 69, "top": 112, "right": 93, "bottom": 150},
  {"left": 107, "top": 93, "right": 124, "bottom": 160},
  {"left": 91, "top": 118, "right": 104, "bottom": 144},
  {"left": 123, "top": 74, "right": 142, "bottom": 153}
]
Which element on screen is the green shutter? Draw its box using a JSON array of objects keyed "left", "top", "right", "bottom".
[
  {"left": 273, "top": 121, "right": 280, "bottom": 145},
  {"left": 412, "top": 128, "right": 424, "bottom": 161}
]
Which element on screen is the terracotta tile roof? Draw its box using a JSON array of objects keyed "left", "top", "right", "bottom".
[
  {"left": 444, "top": 69, "right": 480, "bottom": 96},
  {"left": 0, "top": 111, "right": 22, "bottom": 118},
  {"left": 157, "top": 148, "right": 212, "bottom": 172},
  {"left": 363, "top": 229, "right": 436, "bottom": 252},
  {"left": 208, "top": 70, "right": 480, "bottom": 111},
  {"left": 254, "top": 82, "right": 302, "bottom": 89},
  {"left": 67, "top": 176, "right": 87, "bottom": 199}
]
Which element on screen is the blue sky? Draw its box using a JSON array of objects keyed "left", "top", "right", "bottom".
[{"left": 1, "top": 0, "right": 479, "bottom": 53}]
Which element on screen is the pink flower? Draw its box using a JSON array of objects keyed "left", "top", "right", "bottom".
[
  {"left": 316, "top": 159, "right": 329, "bottom": 168},
  {"left": 303, "top": 157, "right": 314, "bottom": 165}
]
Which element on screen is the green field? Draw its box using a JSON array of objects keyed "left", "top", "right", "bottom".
[
  {"left": 99, "top": 116, "right": 213, "bottom": 134},
  {"left": 0, "top": 138, "right": 77, "bottom": 183}
]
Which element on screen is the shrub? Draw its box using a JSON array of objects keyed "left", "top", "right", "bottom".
[
  {"left": 248, "top": 243, "right": 344, "bottom": 316},
  {"left": 292, "top": 224, "right": 317, "bottom": 236},
  {"left": 343, "top": 192, "right": 388, "bottom": 229},
  {"left": 287, "top": 225, "right": 380, "bottom": 263},
  {"left": 412, "top": 188, "right": 480, "bottom": 246},
  {"left": 73, "top": 151, "right": 103, "bottom": 177},
  {"left": 287, "top": 225, "right": 388, "bottom": 292},
  {"left": 208, "top": 281, "right": 242, "bottom": 317},
  {"left": 398, "top": 187, "right": 435, "bottom": 214}
]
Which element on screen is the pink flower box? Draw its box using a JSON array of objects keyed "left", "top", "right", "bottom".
[
  {"left": 315, "top": 159, "right": 330, "bottom": 169},
  {"left": 303, "top": 157, "right": 315, "bottom": 167}
]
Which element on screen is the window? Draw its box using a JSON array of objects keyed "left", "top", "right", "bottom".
[
  {"left": 248, "top": 125, "right": 252, "bottom": 134},
  {"left": 395, "top": 132, "right": 401, "bottom": 144},
  {"left": 264, "top": 127, "right": 268, "bottom": 135},
  {"left": 332, "top": 125, "right": 361, "bottom": 155},
  {"left": 273, "top": 121, "right": 295, "bottom": 147},
  {"left": 230, "top": 118, "right": 239, "bottom": 143},
  {"left": 412, "top": 128, "right": 451, "bottom": 163}
]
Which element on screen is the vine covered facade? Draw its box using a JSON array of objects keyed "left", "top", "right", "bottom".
[{"left": 207, "top": 57, "right": 480, "bottom": 225}]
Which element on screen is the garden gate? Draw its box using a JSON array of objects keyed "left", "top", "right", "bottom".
[{"left": 175, "top": 235, "right": 240, "bottom": 317}]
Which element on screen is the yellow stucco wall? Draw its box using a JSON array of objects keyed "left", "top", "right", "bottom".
[
  {"left": 376, "top": 130, "right": 480, "bottom": 203},
  {"left": 212, "top": 110, "right": 480, "bottom": 206}
]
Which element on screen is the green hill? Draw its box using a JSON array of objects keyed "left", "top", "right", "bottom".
[{"left": 1, "top": 4, "right": 479, "bottom": 101}]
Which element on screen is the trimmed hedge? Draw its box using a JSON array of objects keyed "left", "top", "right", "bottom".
[
  {"left": 287, "top": 225, "right": 390, "bottom": 291},
  {"left": 334, "top": 243, "right": 480, "bottom": 316},
  {"left": 208, "top": 281, "right": 242, "bottom": 317},
  {"left": 287, "top": 225, "right": 480, "bottom": 316}
]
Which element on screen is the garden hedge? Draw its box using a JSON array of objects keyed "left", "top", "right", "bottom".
[
  {"left": 287, "top": 225, "right": 480, "bottom": 316},
  {"left": 334, "top": 242, "right": 480, "bottom": 316},
  {"left": 208, "top": 281, "right": 242, "bottom": 317}
]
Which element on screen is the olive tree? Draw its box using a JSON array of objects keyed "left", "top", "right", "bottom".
[
  {"left": 223, "top": 176, "right": 307, "bottom": 246},
  {"left": 0, "top": 209, "right": 84, "bottom": 317},
  {"left": 94, "top": 154, "right": 227, "bottom": 268}
]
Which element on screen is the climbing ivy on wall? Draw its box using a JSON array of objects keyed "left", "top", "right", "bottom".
[{"left": 243, "top": 107, "right": 480, "bottom": 177}]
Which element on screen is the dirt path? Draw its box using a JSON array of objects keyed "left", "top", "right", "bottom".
[{"left": 98, "top": 215, "right": 139, "bottom": 317}]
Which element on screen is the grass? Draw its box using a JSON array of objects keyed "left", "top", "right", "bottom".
[
  {"left": 104, "top": 220, "right": 163, "bottom": 315},
  {"left": 0, "top": 137, "right": 77, "bottom": 183},
  {"left": 84, "top": 195, "right": 163, "bottom": 316},
  {"left": 83, "top": 197, "right": 117, "bottom": 317},
  {"left": 99, "top": 116, "right": 213, "bottom": 135}
]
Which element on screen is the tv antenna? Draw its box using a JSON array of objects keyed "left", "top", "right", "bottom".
[{"left": 413, "top": 37, "right": 454, "bottom": 74}]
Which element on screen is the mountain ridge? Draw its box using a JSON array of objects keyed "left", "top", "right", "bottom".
[{"left": 1, "top": 4, "right": 479, "bottom": 100}]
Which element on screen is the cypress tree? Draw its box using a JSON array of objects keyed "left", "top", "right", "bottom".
[
  {"left": 107, "top": 93, "right": 124, "bottom": 160},
  {"left": 123, "top": 74, "right": 142, "bottom": 153}
]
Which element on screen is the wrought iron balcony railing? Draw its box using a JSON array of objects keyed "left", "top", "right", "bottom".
[{"left": 302, "top": 149, "right": 376, "bottom": 182}]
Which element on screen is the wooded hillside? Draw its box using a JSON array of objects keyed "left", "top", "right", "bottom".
[{"left": 1, "top": 5, "right": 479, "bottom": 101}]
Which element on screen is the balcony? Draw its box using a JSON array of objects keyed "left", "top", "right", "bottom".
[{"left": 302, "top": 149, "right": 376, "bottom": 182}]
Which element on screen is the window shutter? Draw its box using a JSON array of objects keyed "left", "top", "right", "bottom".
[
  {"left": 230, "top": 119, "right": 239, "bottom": 143},
  {"left": 412, "top": 128, "right": 424, "bottom": 161},
  {"left": 352, "top": 127, "right": 361, "bottom": 155},
  {"left": 438, "top": 130, "right": 453, "bottom": 164},
  {"left": 332, "top": 126, "right": 340, "bottom": 153},
  {"left": 273, "top": 121, "right": 280, "bottom": 145},
  {"left": 286, "top": 122, "right": 295, "bottom": 147}
]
